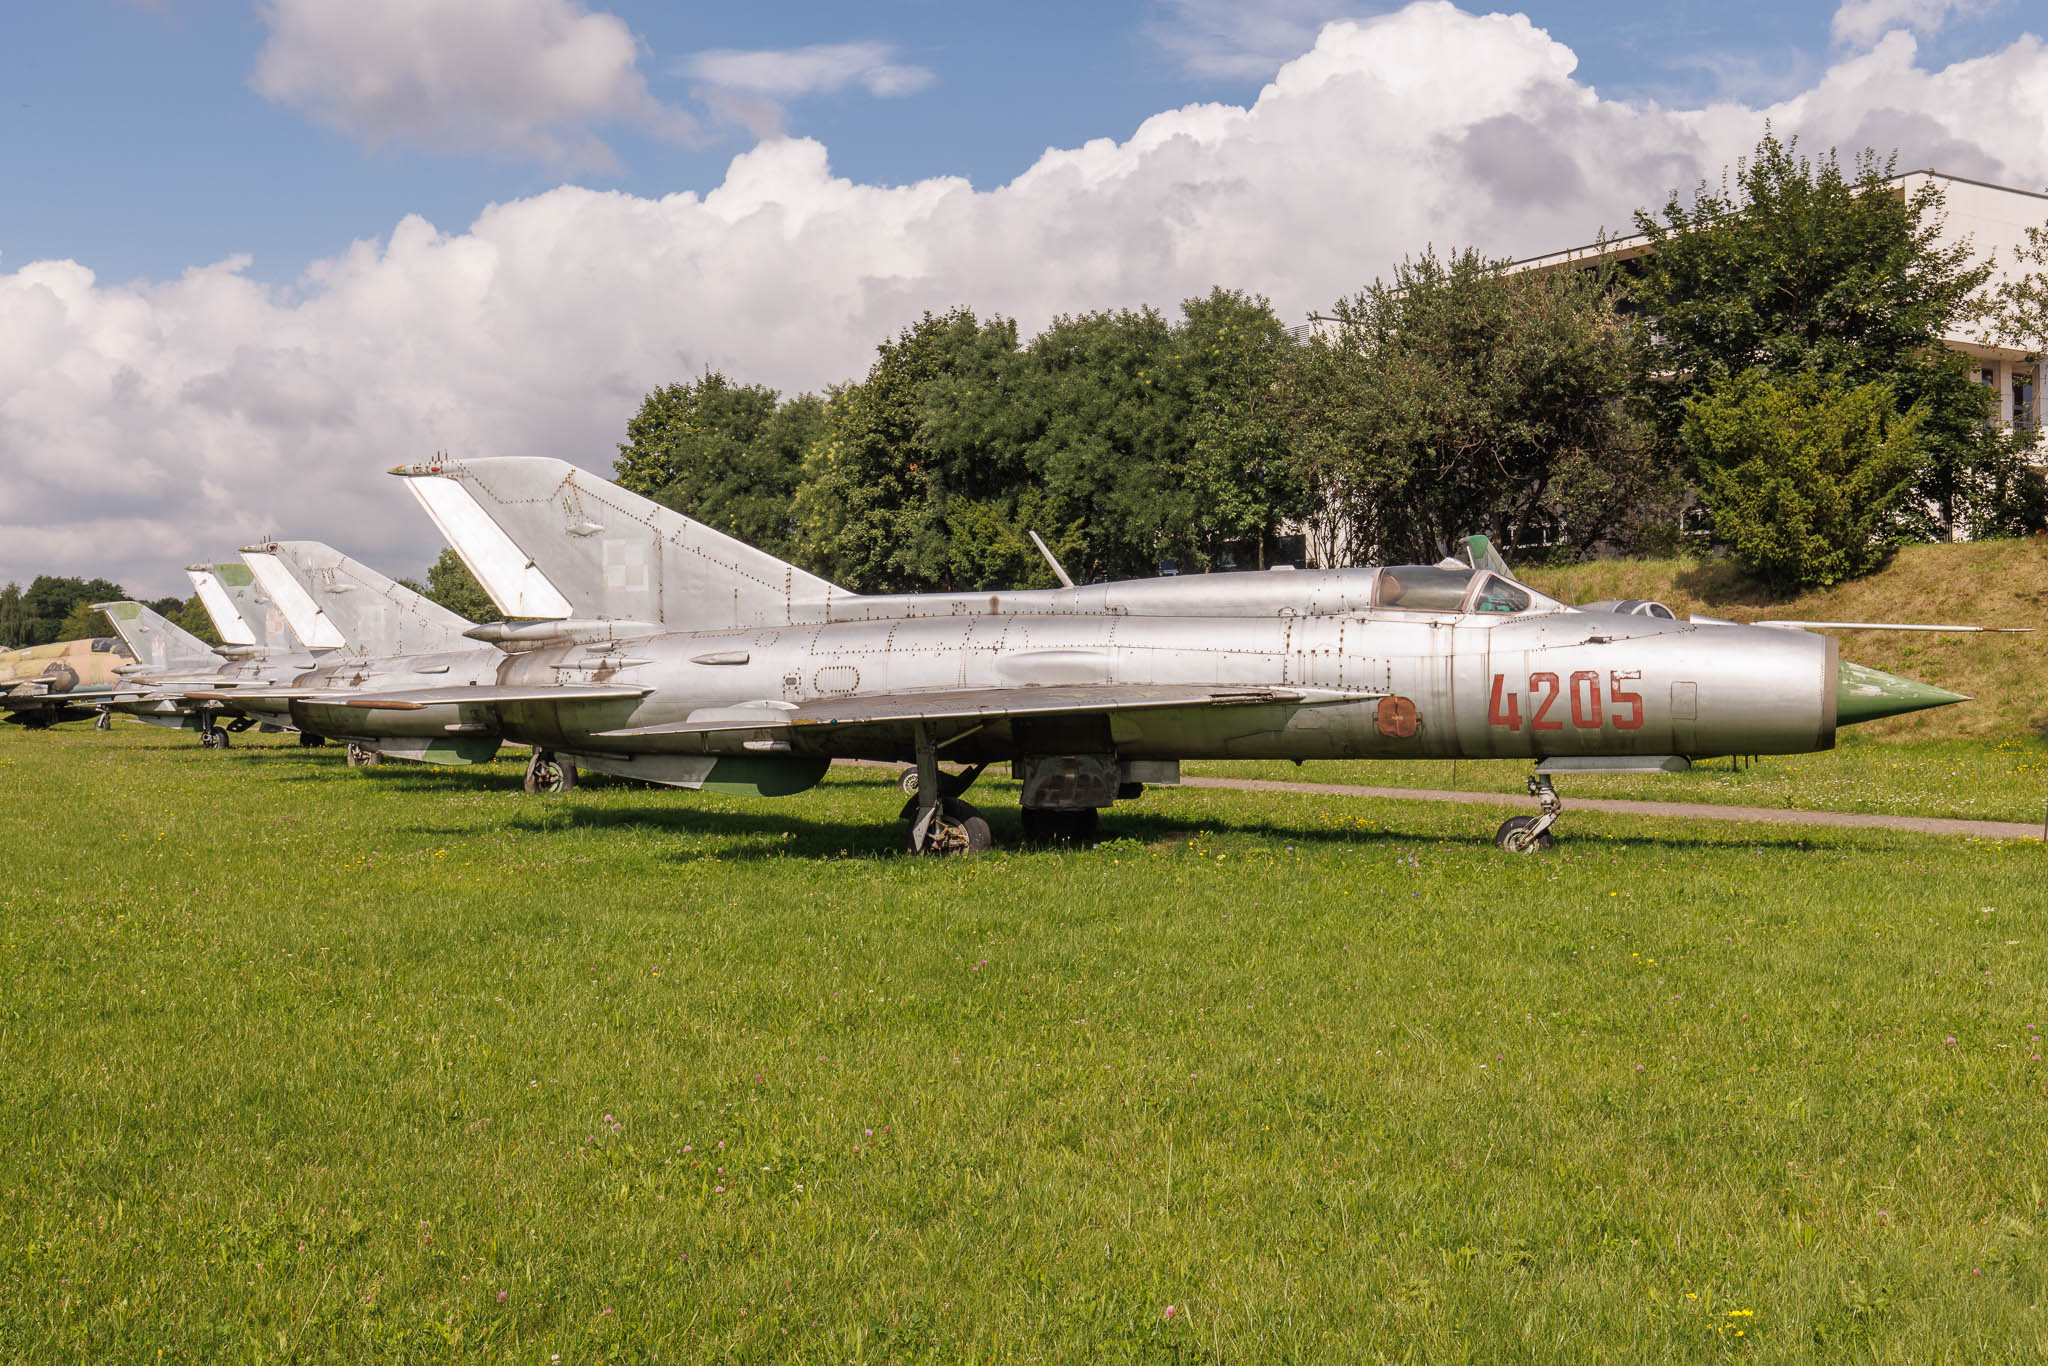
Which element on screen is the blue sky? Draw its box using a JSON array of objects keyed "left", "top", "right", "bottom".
[
  {"left": 6, "top": 0, "right": 2024, "bottom": 285},
  {"left": 3, "top": 0, "right": 2043, "bottom": 592}
]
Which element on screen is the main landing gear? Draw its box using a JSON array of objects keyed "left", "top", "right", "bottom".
[
  {"left": 901, "top": 723, "right": 991, "bottom": 856},
  {"left": 299, "top": 732, "right": 326, "bottom": 748},
  {"left": 199, "top": 723, "right": 231, "bottom": 750},
  {"left": 523, "top": 749, "right": 578, "bottom": 794},
  {"left": 1494, "top": 773, "right": 1563, "bottom": 853},
  {"left": 345, "top": 741, "right": 382, "bottom": 768}
]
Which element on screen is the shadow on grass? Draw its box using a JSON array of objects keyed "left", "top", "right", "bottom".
[{"left": 412, "top": 788, "right": 1837, "bottom": 865}]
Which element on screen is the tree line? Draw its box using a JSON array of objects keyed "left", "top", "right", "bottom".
[
  {"left": 616, "top": 134, "right": 2048, "bottom": 595},
  {"left": 0, "top": 578, "right": 218, "bottom": 651}
]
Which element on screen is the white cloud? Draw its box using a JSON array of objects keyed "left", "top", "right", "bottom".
[
  {"left": 1145, "top": 0, "right": 1387, "bottom": 79},
  {"left": 251, "top": 0, "right": 696, "bottom": 168},
  {"left": 8, "top": 2, "right": 2048, "bottom": 592},
  {"left": 1830, "top": 0, "right": 1995, "bottom": 49},
  {"left": 681, "top": 41, "right": 934, "bottom": 99}
]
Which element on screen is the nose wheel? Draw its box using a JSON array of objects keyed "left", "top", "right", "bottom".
[{"left": 1494, "top": 774, "right": 1562, "bottom": 853}]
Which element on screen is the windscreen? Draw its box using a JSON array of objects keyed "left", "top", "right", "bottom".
[
  {"left": 1471, "top": 574, "right": 1532, "bottom": 614},
  {"left": 1375, "top": 566, "right": 1475, "bottom": 612}
]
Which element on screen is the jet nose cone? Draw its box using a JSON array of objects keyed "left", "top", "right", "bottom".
[{"left": 1837, "top": 660, "right": 1969, "bottom": 725}]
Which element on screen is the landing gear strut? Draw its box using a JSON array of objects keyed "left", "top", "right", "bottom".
[
  {"left": 523, "top": 749, "right": 577, "bottom": 794},
  {"left": 1494, "top": 773, "right": 1561, "bottom": 853},
  {"left": 93, "top": 709, "right": 111, "bottom": 732},
  {"left": 901, "top": 723, "right": 990, "bottom": 855}
]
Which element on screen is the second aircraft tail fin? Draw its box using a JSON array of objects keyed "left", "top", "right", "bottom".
[
  {"left": 391, "top": 456, "right": 849, "bottom": 629},
  {"left": 93, "top": 601, "right": 219, "bottom": 673},
  {"left": 241, "top": 541, "right": 475, "bottom": 656}
]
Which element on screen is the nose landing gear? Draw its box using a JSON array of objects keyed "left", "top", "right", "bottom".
[{"left": 1494, "top": 773, "right": 1563, "bottom": 853}]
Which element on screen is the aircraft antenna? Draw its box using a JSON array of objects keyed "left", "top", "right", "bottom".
[{"left": 1028, "top": 531, "right": 1075, "bottom": 589}]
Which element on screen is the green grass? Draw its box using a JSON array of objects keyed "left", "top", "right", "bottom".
[
  {"left": 4, "top": 724, "right": 2047, "bottom": 1363},
  {"left": 1196, "top": 732, "right": 2048, "bottom": 824}
]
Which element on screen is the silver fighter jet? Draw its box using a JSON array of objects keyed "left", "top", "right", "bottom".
[{"left": 349, "top": 457, "right": 1971, "bottom": 854}]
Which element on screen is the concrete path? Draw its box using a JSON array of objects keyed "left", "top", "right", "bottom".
[{"left": 1177, "top": 775, "right": 2046, "bottom": 841}]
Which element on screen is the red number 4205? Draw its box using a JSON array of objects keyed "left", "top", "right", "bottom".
[{"left": 1490, "top": 671, "right": 1643, "bottom": 731}]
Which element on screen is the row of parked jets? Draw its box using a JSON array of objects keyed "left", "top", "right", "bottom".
[{"left": 2, "top": 457, "right": 2005, "bottom": 852}]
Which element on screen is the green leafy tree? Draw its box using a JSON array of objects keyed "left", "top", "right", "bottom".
[
  {"left": 1684, "top": 372, "right": 1924, "bottom": 592},
  {"left": 794, "top": 309, "right": 1027, "bottom": 591},
  {"left": 1988, "top": 220, "right": 2048, "bottom": 358},
  {"left": 56, "top": 602, "right": 114, "bottom": 642},
  {"left": 614, "top": 372, "right": 822, "bottom": 559},
  {"left": 0, "top": 583, "right": 29, "bottom": 648},
  {"left": 1172, "top": 288, "right": 1311, "bottom": 570},
  {"left": 22, "top": 576, "right": 127, "bottom": 645},
  {"left": 1012, "top": 306, "right": 1190, "bottom": 581},
  {"left": 1630, "top": 133, "right": 1993, "bottom": 537},
  {"left": 1284, "top": 247, "right": 1670, "bottom": 564}
]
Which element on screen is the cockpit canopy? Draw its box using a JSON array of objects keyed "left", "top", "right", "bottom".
[{"left": 1373, "top": 567, "right": 1549, "bottom": 615}]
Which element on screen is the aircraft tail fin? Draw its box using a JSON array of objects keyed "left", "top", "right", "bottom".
[
  {"left": 241, "top": 541, "right": 474, "bottom": 656},
  {"left": 187, "top": 561, "right": 299, "bottom": 652},
  {"left": 390, "top": 456, "right": 849, "bottom": 628},
  {"left": 92, "top": 601, "right": 219, "bottom": 672}
]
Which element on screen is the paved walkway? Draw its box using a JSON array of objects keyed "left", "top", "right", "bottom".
[{"left": 1177, "top": 775, "right": 2046, "bottom": 841}]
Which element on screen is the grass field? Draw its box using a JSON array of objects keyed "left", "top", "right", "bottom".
[{"left": 3, "top": 724, "right": 2047, "bottom": 1362}]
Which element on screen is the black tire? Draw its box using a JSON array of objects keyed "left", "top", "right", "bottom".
[
  {"left": 1494, "top": 815, "right": 1554, "bottom": 853},
  {"left": 214, "top": 729, "right": 231, "bottom": 750},
  {"left": 299, "top": 732, "right": 326, "bottom": 748},
  {"left": 524, "top": 753, "right": 575, "bottom": 794},
  {"left": 898, "top": 767, "right": 920, "bottom": 796},
  {"left": 902, "top": 799, "right": 991, "bottom": 855}
]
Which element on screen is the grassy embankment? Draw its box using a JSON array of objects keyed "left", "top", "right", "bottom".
[
  {"left": 2, "top": 723, "right": 2044, "bottom": 1362},
  {"left": 1198, "top": 539, "right": 2048, "bottom": 822}
]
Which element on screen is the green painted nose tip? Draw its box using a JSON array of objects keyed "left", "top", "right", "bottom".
[{"left": 1837, "top": 660, "right": 1969, "bottom": 725}]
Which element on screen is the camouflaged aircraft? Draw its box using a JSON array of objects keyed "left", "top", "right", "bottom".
[
  {"left": 0, "top": 635, "right": 134, "bottom": 728},
  {"left": 355, "top": 456, "right": 1977, "bottom": 855},
  {"left": 187, "top": 540, "right": 517, "bottom": 769}
]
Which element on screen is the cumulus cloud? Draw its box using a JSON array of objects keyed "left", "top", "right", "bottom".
[
  {"left": 681, "top": 41, "right": 934, "bottom": 99},
  {"left": 251, "top": 0, "right": 696, "bottom": 168},
  {"left": 8, "top": 2, "right": 2048, "bottom": 591},
  {"left": 1830, "top": 0, "right": 1995, "bottom": 49}
]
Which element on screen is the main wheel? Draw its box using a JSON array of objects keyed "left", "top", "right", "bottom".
[
  {"left": 93, "top": 711, "right": 112, "bottom": 732},
  {"left": 897, "top": 767, "right": 920, "bottom": 796},
  {"left": 903, "top": 799, "right": 992, "bottom": 855},
  {"left": 213, "top": 728, "right": 231, "bottom": 750},
  {"left": 299, "top": 732, "right": 326, "bottom": 748},
  {"left": 1493, "top": 815, "right": 1554, "bottom": 853},
  {"left": 346, "top": 742, "right": 382, "bottom": 769},
  {"left": 524, "top": 752, "right": 576, "bottom": 794}
]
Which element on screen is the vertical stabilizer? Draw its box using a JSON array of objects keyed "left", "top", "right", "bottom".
[
  {"left": 391, "top": 456, "right": 849, "bottom": 628},
  {"left": 92, "top": 601, "right": 220, "bottom": 673},
  {"left": 253, "top": 541, "right": 475, "bottom": 655},
  {"left": 240, "top": 550, "right": 349, "bottom": 650},
  {"left": 188, "top": 561, "right": 298, "bottom": 652}
]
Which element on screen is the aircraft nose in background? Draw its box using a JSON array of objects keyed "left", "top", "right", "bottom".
[{"left": 1837, "top": 660, "right": 1969, "bottom": 725}]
